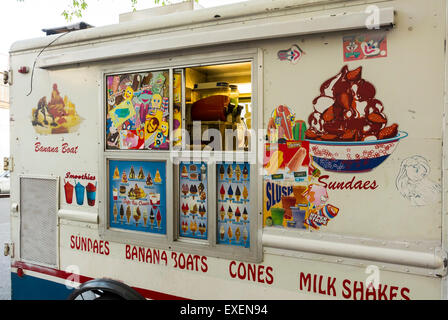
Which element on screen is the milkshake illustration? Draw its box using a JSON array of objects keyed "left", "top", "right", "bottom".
[{"left": 86, "top": 182, "right": 97, "bottom": 206}]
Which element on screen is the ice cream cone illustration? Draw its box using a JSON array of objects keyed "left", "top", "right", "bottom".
[
  {"left": 143, "top": 208, "right": 148, "bottom": 227},
  {"left": 235, "top": 227, "right": 241, "bottom": 242},
  {"left": 227, "top": 185, "right": 234, "bottom": 201},
  {"left": 243, "top": 227, "right": 248, "bottom": 244},
  {"left": 156, "top": 209, "right": 162, "bottom": 229},
  {"left": 220, "top": 205, "right": 225, "bottom": 220},
  {"left": 133, "top": 206, "right": 141, "bottom": 226},
  {"left": 126, "top": 206, "right": 132, "bottom": 224},
  {"left": 242, "top": 208, "right": 248, "bottom": 221},
  {"left": 181, "top": 203, "right": 189, "bottom": 215},
  {"left": 220, "top": 185, "right": 226, "bottom": 200},
  {"left": 227, "top": 206, "right": 233, "bottom": 220},
  {"left": 149, "top": 209, "right": 155, "bottom": 228},
  {"left": 235, "top": 207, "right": 241, "bottom": 222},
  {"left": 113, "top": 203, "right": 118, "bottom": 222},
  {"left": 199, "top": 205, "right": 206, "bottom": 217},
  {"left": 181, "top": 184, "right": 189, "bottom": 196},
  {"left": 242, "top": 165, "right": 248, "bottom": 180},
  {"left": 235, "top": 165, "right": 241, "bottom": 181},
  {"left": 119, "top": 204, "right": 124, "bottom": 223},
  {"left": 190, "top": 184, "right": 198, "bottom": 199},
  {"left": 190, "top": 221, "right": 198, "bottom": 235},
  {"left": 219, "top": 165, "right": 225, "bottom": 180},
  {"left": 146, "top": 173, "right": 153, "bottom": 186},
  {"left": 235, "top": 186, "right": 241, "bottom": 202},
  {"left": 242, "top": 186, "right": 248, "bottom": 201},
  {"left": 181, "top": 221, "right": 188, "bottom": 233},
  {"left": 198, "top": 183, "right": 205, "bottom": 194},
  {"left": 198, "top": 223, "right": 206, "bottom": 235},
  {"left": 227, "top": 165, "right": 233, "bottom": 179},
  {"left": 227, "top": 226, "right": 233, "bottom": 243},
  {"left": 181, "top": 165, "right": 188, "bottom": 178},
  {"left": 220, "top": 225, "right": 225, "bottom": 240}
]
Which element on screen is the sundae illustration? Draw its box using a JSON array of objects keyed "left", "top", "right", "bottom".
[{"left": 138, "top": 167, "right": 145, "bottom": 180}]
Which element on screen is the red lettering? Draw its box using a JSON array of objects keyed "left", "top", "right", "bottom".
[
  {"left": 125, "top": 245, "right": 131, "bottom": 259},
  {"left": 200, "top": 256, "right": 208, "bottom": 273},
  {"left": 70, "top": 235, "right": 75, "bottom": 249},
  {"left": 178, "top": 253, "right": 185, "bottom": 269},
  {"left": 318, "top": 175, "right": 329, "bottom": 188},
  {"left": 299, "top": 272, "right": 312, "bottom": 292},
  {"left": 342, "top": 279, "right": 352, "bottom": 299},
  {"left": 146, "top": 248, "right": 152, "bottom": 263},
  {"left": 327, "top": 277, "right": 336, "bottom": 297},
  {"left": 131, "top": 246, "right": 137, "bottom": 260},
  {"left": 104, "top": 242, "right": 110, "bottom": 255},
  {"left": 401, "top": 287, "right": 411, "bottom": 300},
  {"left": 161, "top": 251, "right": 167, "bottom": 266},
  {"left": 257, "top": 265, "right": 265, "bottom": 283},
  {"left": 353, "top": 281, "right": 364, "bottom": 300},
  {"left": 171, "top": 252, "right": 177, "bottom": 268},
  {"left": 237, "top": 263, "right": 246, "bottom": 280},
  {"left": 229, "top": 261, "right": 237, "bottom": 278},
  {"left": 186, "top": 255, "right": 194, "bottom": 271},
  {"left": 365, "top": 283, "right": 377, "bottom": 300},
  {"left": 389, "top": 286, "right": 399, "bottom": 300},
  {"left": 265, "top": 266, "right": 274, "bottom": 285},
  {"left": 318, "top": 275, "right": 326, "bottom": 294},
  {"left": 377, "top": 284, "right": 389, "bottom": 300}
]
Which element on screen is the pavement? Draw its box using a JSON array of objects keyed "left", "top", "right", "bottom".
[{"left": 0, "top": 196, "right": 10, "bottom": 300}]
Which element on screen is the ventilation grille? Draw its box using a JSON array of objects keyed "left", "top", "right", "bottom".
[{"left": 20, "top": 177, "right": 58, "bottom": 267}]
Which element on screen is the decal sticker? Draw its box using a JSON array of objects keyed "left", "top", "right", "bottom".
[
  {"left": 109, "top": 160, "right": 167, "bottom": 234},
  {"left": 305, "top": 65, "right": 407, "bottom": 172},
  {"left": 396, "top": 155, "right": 441, "bottom": 206},
  {"left": 277, "top": 44, "right": 304, "bottom": 64},
  {"left": 31, "top": 84, "right": 82, "bottom": 135},
  {"left": 343, "top": 32, "right": 387, "bottom": 61}
]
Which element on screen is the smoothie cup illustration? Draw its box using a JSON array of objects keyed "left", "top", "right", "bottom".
[
  {"left": 75, "top": 182, "right": 85, "bottom": 205},
  {"left": 64, "top": 180, "right": 74, "bottom": 204},
  {"left": 291, "top": 205, "right": 307, "bottom": 229},
  {"left": 86, "top": 182, "right": 97, "bottom": 206},
  {"left": 270, "top": 207, "right": 285, "bottom": 226}
]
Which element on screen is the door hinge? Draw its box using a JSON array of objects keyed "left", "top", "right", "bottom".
[
  {"left": 2, "top": 70, "right": 12, "bottom": 86},
  {"left": 4, "top": 242, "right": 14, "bottom": 258},
  {"left": 3, "top": 157, "right": 12, "bottom": 172}
]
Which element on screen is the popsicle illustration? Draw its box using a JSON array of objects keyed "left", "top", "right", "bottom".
[
  {"left": 113, "top": 187, "right": 118, "bottom": 201},
  {"left": 190, "top": 184, "right": 198, "bottom": 199},
  {"left": 181, "top": 203, "right": 189, "bottom": 215},
  {"left": 181, "top": 184, "right": 189, "bottom": 196},
  {"left": 181, "top": 221, "right": 188, "bottom": 233},
  {"left": 199, "top": 205, "right": 206, "bottom": 217},
  {"left": 198, "top": 183, "right": 205, "bottom": 194},
  {"left": 220, "top": 225, "right": 225, "bottom": 240},
  {"left": 286, "top": 147, "right": 307, "bottom": 172},
  {"left": 198, "top": 223, "right": 206, "bottom": 235},
  {"left": 190, "top": 221, "right": 198, "bottom": 235}
]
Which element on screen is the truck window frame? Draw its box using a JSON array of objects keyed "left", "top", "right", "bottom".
[{"left": 98, "top": 48, "right": 263, "bottom": 263}]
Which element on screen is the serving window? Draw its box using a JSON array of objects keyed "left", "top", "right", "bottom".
[{"left": 101, "top": 51, "right": 261, "bottom": 263}]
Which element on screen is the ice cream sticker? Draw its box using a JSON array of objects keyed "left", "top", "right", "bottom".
[
  {"left": 217, "top": 163, "right": 250, "bottom": 248},
  {"left": 343, "top": 32, "right": 387, "bottom": 61},
  {"left": 179, "top": 162, "right": 208, "bottom": 240},
  {"left": 109, "top": 160, "right": 166, "bottom": 234},
  {"left": 305, "top": 65, "right": 407, "bottom": 172},
  {"left": 277, "top": 44, "right": 304, "bottom": 64},
  {"left": 32, "top": 84, "right": 83, "bottom": 135}
]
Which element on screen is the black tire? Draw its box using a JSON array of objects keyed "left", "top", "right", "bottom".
[{"left": 68, "top": 279, "right": 145, "bottom": 300}]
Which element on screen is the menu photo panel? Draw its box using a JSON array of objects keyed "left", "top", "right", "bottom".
[{"left": 109, "top": 159, "right": 167, "bottom": 234}]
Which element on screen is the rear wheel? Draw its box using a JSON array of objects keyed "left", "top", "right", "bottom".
[{"left": 67, "top": 279, "right": 145, "bottom": 300}]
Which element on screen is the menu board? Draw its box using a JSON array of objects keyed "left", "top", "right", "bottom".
[
  {"left": 109, "top": 160, "right": 166, "bottom": 234},
  {"left": 179, "top": 161, "right": 208, "bottom": 240},
  {"left": 217, "top": 162, "right": 250, "bottom": 248}
]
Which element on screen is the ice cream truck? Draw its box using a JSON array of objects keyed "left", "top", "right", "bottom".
[{"left": 4, "top": 0, "right": 448, "bottom": 300}]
